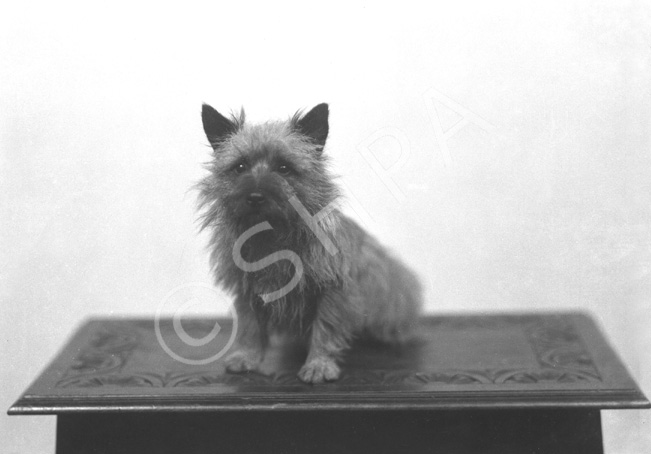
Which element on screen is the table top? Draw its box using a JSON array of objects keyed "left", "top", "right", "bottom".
[{"left": 8, "top": 312, "right": 649, "bottom": 414}]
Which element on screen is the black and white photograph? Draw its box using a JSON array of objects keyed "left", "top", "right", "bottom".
[{"left": 2, "top": 1, "right": 650, "bottom": 452}]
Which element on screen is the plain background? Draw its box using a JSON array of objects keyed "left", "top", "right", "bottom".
[{"left": 1, "top": 1, "right": 649, "bottom": 452}]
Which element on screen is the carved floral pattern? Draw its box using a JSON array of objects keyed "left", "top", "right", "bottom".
[
  {"left": 64, "top": 329, "right": 139, "bottom": 376},
  {"left": 56, "top": 316, "right": 602, "bottom": 388}
]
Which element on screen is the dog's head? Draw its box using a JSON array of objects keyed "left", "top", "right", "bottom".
[{"left": 197, "top": 103, "right": 339, "bottom": 233}]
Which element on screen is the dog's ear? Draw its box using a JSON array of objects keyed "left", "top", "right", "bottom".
[
  {"left": 293, "top": 103, "right": 329, "bottom": 151},
  {"left": 202, "top": 104, "right": 241, "bottom": 148}
]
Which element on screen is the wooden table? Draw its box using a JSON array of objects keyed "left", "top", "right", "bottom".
[{"left": 9, "top": 313, "right": 649, "bottom": 453}]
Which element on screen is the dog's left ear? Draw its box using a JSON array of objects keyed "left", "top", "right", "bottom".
[
  {"left": 202, "top": 104, "right": 242, "bottom": 149},
  {"left": 293, "top": 103, "right": 329, "bottom": 151}
]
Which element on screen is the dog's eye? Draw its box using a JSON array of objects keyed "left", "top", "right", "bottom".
[
  {"left": 277, "top": 164, "right": 292, "bottom": 176},
  {"left": 233, "top": 162, "right": 247, "bottom": 174}
]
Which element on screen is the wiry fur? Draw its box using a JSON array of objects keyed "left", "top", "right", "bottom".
[{"left": 197, "top": 103, "right": 422, "bottom": 383}]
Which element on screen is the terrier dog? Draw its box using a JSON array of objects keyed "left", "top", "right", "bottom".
[{"left": 197, "top": 103, "right": 422, "bottom": 383}]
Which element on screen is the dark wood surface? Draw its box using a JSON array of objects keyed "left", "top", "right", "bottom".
[
  {"left": 55, "top": 409, "right": 604, "bottom": 454},
  {"left": 8, "top": 312, "right": 649, "bottom": 414}
]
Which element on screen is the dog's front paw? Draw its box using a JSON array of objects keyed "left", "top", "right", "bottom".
[
  {"left": 224, "top": 350, "right": 262, "bottom": 373},
  {"left": 298, "top": 357, "right": 341, "bottom": 384}
]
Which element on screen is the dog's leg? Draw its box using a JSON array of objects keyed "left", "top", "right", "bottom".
[
  {"left": 224, "top": 296, "right": 267, "bottom": 373},
  {"left": 298, "top": 290, "right": 353, "bottom": 384}
]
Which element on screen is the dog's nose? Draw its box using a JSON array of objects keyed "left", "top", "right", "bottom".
[{"left": 246, "top": 192, "right": 266, "bottom": 207}]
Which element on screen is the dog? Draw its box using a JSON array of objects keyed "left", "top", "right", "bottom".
[{"left": 196, "top": 103, "right": 421, "bottom": 383}]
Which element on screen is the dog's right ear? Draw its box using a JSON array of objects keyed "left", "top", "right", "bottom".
[
  {"left": 202, "top": 104, "right": 241, "bottom": 148},
  {"left": 292, "top": 103, "right": 329, "bottom": 153}
]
